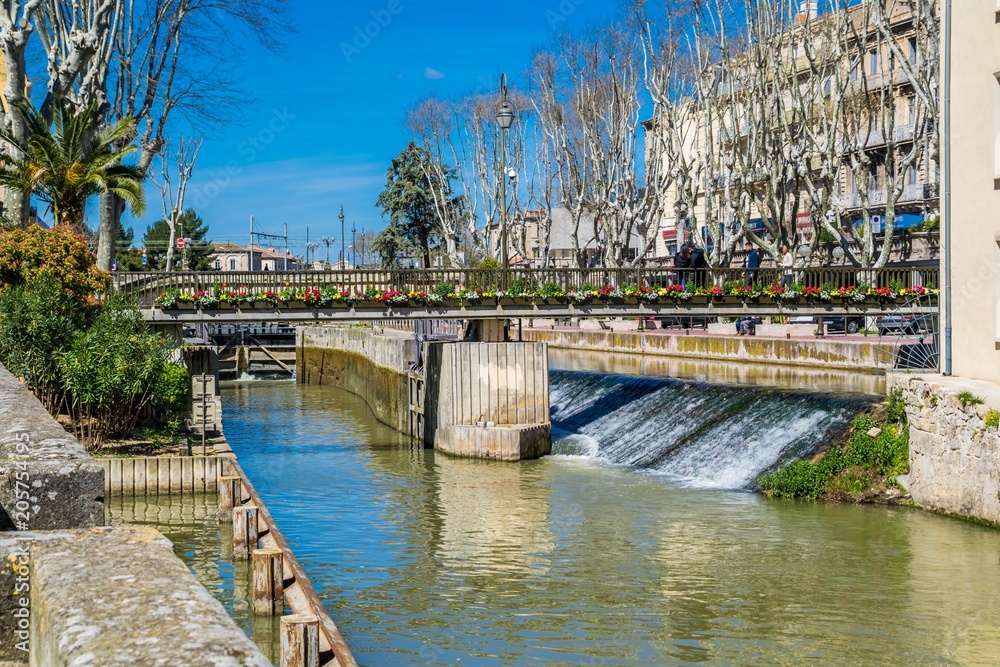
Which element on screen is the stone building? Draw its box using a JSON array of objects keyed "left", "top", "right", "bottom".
[
  {"left": 644, "top": 1, "right": 939, "bottom": 264},
  {"left": 209, "top": 243, "right": 303, "bottom": 272}
]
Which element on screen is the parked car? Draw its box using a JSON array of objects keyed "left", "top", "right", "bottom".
[
  {"left": 876, "top": 314, "right": 934, "bottom": 336},
  {"left": 788, "top": 316, "right": 865, "bottom": 334}
]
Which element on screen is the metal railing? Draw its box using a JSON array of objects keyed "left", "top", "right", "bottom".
[{"left": 112, "top": 266, "right": 940, "bottom": 308}]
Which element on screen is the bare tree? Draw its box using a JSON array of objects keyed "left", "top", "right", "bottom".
[
  {"left": 0, "top": 0, "right": 43, "bottom": 227},
  {"left": 150, "top": 137, "right": 200, "bottom": 272},
  {"left": 94, "top": 0, "right": 291, "bottom": 271}
]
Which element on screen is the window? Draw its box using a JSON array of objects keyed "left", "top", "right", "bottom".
[
  {"left": 869, "top": 50, "right": 879, "bottom": 76},
  {"left": 822, "top": 76, "right": 832, "bottom": 97},
  {"left": 906, "top": 165, "right": 918, "bottom": 186},
  {"left": 907, "top": 96, "right": 916, "bottom": 125},
  {"left": 908, "top": 38, "right": 917, "bottom": 65},
  {"left": 229, "top": 259, "right": 236, "bottom": 271},
  {"left": 214, "top": 259, "right": 221, "bottom": 270}
]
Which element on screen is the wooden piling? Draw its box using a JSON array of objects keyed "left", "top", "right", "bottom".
[
  {"left": 280, "top": 614, "right": 320, "bottom": 667},
  {"left": 218, "top": 475, "right": 242, "bottom": 520},
  {"left": 232, "top": 504, "right": 259, "bottom": 559},
  {"left": 252, "top": 548, "right": 284, "bottom": 615}
]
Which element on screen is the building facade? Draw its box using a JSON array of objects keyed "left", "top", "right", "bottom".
[
  {"left": 645, "top": 1, "right": 939, "bottom": 266},
  {"left": 947, "top": 0, "right": 1000, "bottom": 382},
  {"left": 209, "top": 244, "right": 303, "bottom": 272}
]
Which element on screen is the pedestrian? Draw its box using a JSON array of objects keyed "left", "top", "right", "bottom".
[
  {"left": 780, "top": 244, "right": 795, "bottom": 290},
  {"left": 744, "top": 241, "right": 760, "bottom": 287},
  {"left": 674, "top": 244, "right": 691, "bottom": 287},
  {"left": 689, "top": 243, "right": 707, "bottom": 287}
]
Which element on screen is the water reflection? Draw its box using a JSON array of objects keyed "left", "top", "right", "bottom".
[
  {"left": 114, "top": 380, "right": 1000, "bottom": 667},
  {"left": 549, "top": 347, "right": 885, "bottom": 395}
]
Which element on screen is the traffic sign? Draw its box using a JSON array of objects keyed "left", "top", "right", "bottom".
[{"left": 177, "top": 238, "right": 185, "bottom": 249}]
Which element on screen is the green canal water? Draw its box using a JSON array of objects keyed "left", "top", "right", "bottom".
[{"left": 112, "top": 375, "right": 1000, "bottom": 666}]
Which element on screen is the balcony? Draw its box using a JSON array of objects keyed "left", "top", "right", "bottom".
[{"left": 836, "top": 183, "right": 938, "bottom": 210}]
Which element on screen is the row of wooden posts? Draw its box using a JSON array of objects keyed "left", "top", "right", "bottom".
[{"left": 218, "top": 473, "right": 327, "bottom": 667}]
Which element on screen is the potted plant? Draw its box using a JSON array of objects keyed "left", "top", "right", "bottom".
[{"left": 537, "top": 282, "right": 565, "bottom": 305}]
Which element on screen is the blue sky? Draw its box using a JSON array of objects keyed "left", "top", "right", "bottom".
[{"left": 122, "top": 0, "right": 619, "bottom": 258}]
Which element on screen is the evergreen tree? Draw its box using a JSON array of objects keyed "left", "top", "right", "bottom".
[
  {"left": 142, "top": 209, "right": 212, "bottom": 271},
  {"left": 376, "top": 142, "right": 459, "bottom": 268},
  {"left": 115, "top": 226, "right": 146, "bottom": 271}
]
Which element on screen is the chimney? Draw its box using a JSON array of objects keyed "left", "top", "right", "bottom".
[{"left": 796, "top": 1, "right": 818, "bottom": 21}]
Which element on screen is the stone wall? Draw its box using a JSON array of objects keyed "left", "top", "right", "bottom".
[
  {"left": 297, "top": 326, "right": 411, "bottom": 433},
  {"left": 0, "top": 525, "right": 270, "bottom": 665},
  {"left": 521, "top": 328, "right": 881, "bottom": 373},
  {"left": 0, "top": 364, "right": 104, "bottom": 531},
  {"left": 889, "top": 373, "right": 1000, "bottom": 524}
]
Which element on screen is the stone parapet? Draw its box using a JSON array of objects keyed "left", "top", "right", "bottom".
[
  {"left": 0, "top": 526, "right": 271, "bottom": 665},
  {"left": 0, "top": 364, "right": 103, "bottom": 531},
  {"left": 888, "top": 373, "right": 1000, "bottom": 524}
]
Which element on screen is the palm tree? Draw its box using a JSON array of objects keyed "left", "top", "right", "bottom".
[{"left": 0, "top": 102, "right": 145, "bottom": 232}]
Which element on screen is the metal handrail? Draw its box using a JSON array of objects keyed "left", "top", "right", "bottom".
[{"left": 112, "top": 267, "right": 940, "bottom": 308}]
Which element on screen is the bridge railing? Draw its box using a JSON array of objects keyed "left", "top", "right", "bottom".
[{"left": 112, "top": 266, "right": 939, "bottom": 308}]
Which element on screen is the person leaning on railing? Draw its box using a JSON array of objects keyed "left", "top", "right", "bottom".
[
  {"left": 744, "top": 241, "right": 760, "bottom": 287},
  {"left": 780, "top": 244, "right": 794, "bottom": 289}
]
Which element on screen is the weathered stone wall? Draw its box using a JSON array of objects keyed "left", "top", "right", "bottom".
[
  {"left": 521, "top": 328, "right": 880, "bottom": 372},
  {"left": 0, "top": 525, "right": 270, "bottom": 666},
  {"left": 298, "top": 326, "right": 411, "bottom": 433},
  {"left": 0, "top": 364, "right": 104, "bottom": 531},
  {"left": 889, "top": 374, "right": 1000, "bottom": 524}
]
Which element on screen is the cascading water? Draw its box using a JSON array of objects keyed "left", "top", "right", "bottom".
[{"left": 550, "top": 370, "right": 872, "bottom": 490}]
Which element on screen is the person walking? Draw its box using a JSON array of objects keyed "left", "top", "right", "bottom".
[
  {"left": 674, "top": 244, "right": 691, "bottom": 287},
  {"left": 744, "top": 241, "right": 760, "bottom": 287},
  {"left": 689, "top": 243, "right": 707, "bottom": 288},
  {"left": 780, "top": 244, "right": 795, "bottom": 290}
]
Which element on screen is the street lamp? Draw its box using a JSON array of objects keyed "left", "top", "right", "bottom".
[
  {"left": 339, "top": 205, "right": 346, "bottom": 269},
  {"left": 352, "top": 222, "right": 357, "bottom": 268},
  {"left": 497, "top": 73, "right": 515, "bottom": 288}
]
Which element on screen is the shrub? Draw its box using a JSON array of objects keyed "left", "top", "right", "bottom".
[
  {"left": 885, "top": 388, "right": 906, "bottom": 424},
  {"left": 432, "top": 282, "right": 456, "bottom": 298},
  {"left": 0, "top": 226, "right": 108, "bottom": 302},
  {"left": 759, "top": 460, "right": 827, "bottom": 500},
  {"left": 986, "top": 409, "right": 1000, "bottom": 430},
  {"left": 57, "top": 296, "right": 173, "bottom": 450},
  {"left": 154, "top": 363, "right": 190, "bottom": 416},
  {"left": 0, "top": 277, "right": 86, "bottom": 411},
  {"left": 469, "top": 258, "right": 503, "bottom": 291},
  {"left": 957, "top": 391, "right": 984, "bottom": 409},
  {"left": 509, "top": 278, "right": 531, "bottom": 295},
  {"left": 539, "top": 282, "right": 564, "bottom": 297}
]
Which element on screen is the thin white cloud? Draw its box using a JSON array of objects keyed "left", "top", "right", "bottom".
[{"left": 424, "top": 66, "right": 445, "bottom": 80}]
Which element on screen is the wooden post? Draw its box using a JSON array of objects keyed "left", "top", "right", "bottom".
[
  {"left": 280, "top": 614, "right": 320, "bottom": 667},
  {"left": 252, "top": 548, "right": 284, "bottom": 615},
  {"left": 218, "top": 475, "right": 242, "bottom": 520},
  {"left": 232, "top": 504, "right": 259, "bottom": 559}
]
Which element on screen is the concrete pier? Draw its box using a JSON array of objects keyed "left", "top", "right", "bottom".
[{"left": 298, "top": 326, "right": 552, "bottom": 461}]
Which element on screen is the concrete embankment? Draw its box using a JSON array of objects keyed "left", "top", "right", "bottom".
[
  {"left": 0, "top": 361, "right": 273, "bottom": 665},
  {"left": 890, "top": 374, "right": 1000, "bottom": 525},
  {"left": 298, "top": 325, "right": 414, "bottom": 432},
  {"left": 520, "top": 328, "right": 881, "bottom": 373},
  {"left": 299, "top": 325, "right": 552, "bottom": 461}
]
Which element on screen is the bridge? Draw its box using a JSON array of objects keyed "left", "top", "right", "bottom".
[{"left": 113, "top": 266, "right": 940, "bottom": 325}]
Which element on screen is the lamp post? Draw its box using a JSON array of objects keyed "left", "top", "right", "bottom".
[
  {"left": 496, "top": 73, "right": 515, "bottom": 289},
  {"left": 339, "top": 206, "right": 346, "bottom": 269},
  {"left": 352, "top": 222, "right": 357, "bottom": 268}
]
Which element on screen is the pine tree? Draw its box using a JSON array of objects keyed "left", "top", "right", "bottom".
[{"left": 142, "top": 209, "right": 212, "bottom": 271}]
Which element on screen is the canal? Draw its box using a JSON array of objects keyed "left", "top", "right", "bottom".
[{"left": 114, "top": 360, "right": 1000, "bottom": 666}]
